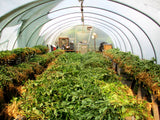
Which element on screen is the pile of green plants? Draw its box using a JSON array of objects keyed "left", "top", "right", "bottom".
[
  {"left": 32, "top": 45, "right": 49, "bottom": 54},
  {"left": 104, "top": 48, "right": 160, "bottom": 100},
  {"left": 0, "top": 45, "right": 49, "bottom": 65},
  {"left": 0, "top": 49, "right": 64, "bottom": 113},
  {"left": 11, "top": 52, "right": 151, "bottom": 119},
  {"left": 0, "top": 50, "right": 63, "bottom": 87}
]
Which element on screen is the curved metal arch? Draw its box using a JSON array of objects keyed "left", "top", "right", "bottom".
[
  {"left": 49, "top": 24, "right": 119, "bottom": 49},
  {"left": 34, "top": 15, "right": 118, "bottom": 49},
  {"left": 29, "top": 11, "right": 142, "bottom": 57},
  {"left": 1, "top": 0, "right": 61, "bottom": 49},
  {"left": 18, "top": 7, "right": 80, "bottom": 34},
  {"left": 12, "top": 10, "right": 141, "bottom": 58},
  {"left": 39, "top": 18, "right": 123, "bottom": 51},
  {"left": 42, "top": 25, "right": 74, "bottom": 45},
  {"left": 108, "top": 0, "right": 160, "bottom": 27},
  {"left": 43, "top": 23, "right": 119, "bottom": 50},
  {"left": 44, "top": 19, "right": 123, "bottom": 51},
  {"left": 21, "top": 10, "right": 125, "bottom": 51},
  {"left": 19, "top": 5, "right": 155, "bottom": 60},
  {"left": 84, "top": 12, "right": 143, "bottom": 58},
  {"left": 24, "top": 10, "right": 135, "bottom": 50},
  {"left": 84, "top": 6, "right": 157, "bottom": 61},
  {"left": 1, "top": 0, "right": 159, "bottom": 31},
  {"left": 13, "top": 7, "right": 145, "bottom": 58},
  {"left": 8, "top": 6, "right": 145, "bottom": 57},
  {"left": 85, "top": 16, "right": 133, "bottom": 53},
  {"left": 27, "top": 18, "right": 118, "bottom": 49},
  {"left": 44, "top": 18, "right": 126, "bottom": 51},
  {"left": 0, "top": 0, "right": 61, "bottom": 32},
  {"left": 42, "top": 22, "right": 120, "bottom": 49},
  {"left": 46, "top": 23, "right": 78, "bottom": 44},
  {"left": 28, "top": 18, "right": 80, "bottom": 46},
  {"left": 41, "top": 15, "right": 131, "bottom": 52},
  {"left": 1, "top": 4, "right": 156, "bottom": 60}
]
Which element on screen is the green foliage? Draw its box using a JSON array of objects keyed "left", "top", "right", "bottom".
[
  {"left": 0, "top": 51, "right": 15, "bottom": 58},
  {"left": 105, "top": 49, "right": 160, "bottom": 99},
  {"left": 0, "top": 49, "right": 64, "bottom": 115},
  {"left": 12, "top": 48, "right": 25, "bottom": 56},
  {"left": 0, "top": 64, "right": 34, "bottom": 87},
  {"left": 29, "top": 55, "right": 51, "bottom": 67},
  {"left": 33, "top": 45, "right": 49, "bottom": 54},
  {"left": 0, "top": 51, "right": 17, "bottom": 65},
  {"left": 0, "top": 49, "right": 64, "bottom": 88},
  {"left": 0, "top": 67, "right": 13, "bottom": 88},
  {"left": 83, "top": 52, "right": 112, "bottom": 68},
  {"left": 105, "top": 49, "right": 159, "bottom": 75},
  {"left": 0, "top": 45, "right": 49, "bottom": 66},
  {"left": 15, "top": 52, "right": 150, "bottom": 119}
]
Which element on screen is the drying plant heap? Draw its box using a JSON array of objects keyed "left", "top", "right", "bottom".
[
  {"left": 9, "top": 52, "right": 152, "bottom": 119},
  {"left": 0, "top": 46, "right": 64, "bottom": 119},
  {"left": 104, "top": 49, "right": 160, "bottom": 100}
]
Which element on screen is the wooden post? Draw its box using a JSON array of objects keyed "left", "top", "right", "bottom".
[
  {"left": 112, "top": 62, "right": 117, "bottom": 72},
  {"left": 125, "top": 116, "right": 135, "bottom": 120},
  {"left": 0, "top": 88, "right": 5, "bottom": 103},
  {"left": 117, "top": 65, "right": 121, "bottom": 75},
  {"left": 137, "top": 84, "right": 142, "bottom": 100},
  {"left": 151, "top": 94, "right": 160, "bottom": 120}
]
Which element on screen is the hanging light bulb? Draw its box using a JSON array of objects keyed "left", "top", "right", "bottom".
[{"left": 92, "top": 33, "right": 97, "bottom": 51}]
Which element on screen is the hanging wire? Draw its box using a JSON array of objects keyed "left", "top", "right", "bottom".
[
  {"left": 79, "top": 0, "right": 85, "bottom": 32},
  {"left": 79, "top": 0, "right": 84, "bottom": 26}
]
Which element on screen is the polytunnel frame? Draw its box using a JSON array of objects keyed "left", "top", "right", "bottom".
[
  {"left": 45, "top": 20, "right": 122, "bottom": 49},
  {"left": 0, "top": 0, "right": 61, "bottom": 49},
  {"left": 44, "top": 22, "right": 120, "bottom": 52},
  {"left": 27, "top": 17, "right": 119, "bottom": 50},
  {"left": 10, "top": 8, "right": 144, "bottom": 58},
  {"left": 35, "top": 15, "right": 124, "bottom": 50},
  {"left": 85, "top": 6, "right": 158, "bottom": 61},
  {"left": 0, "top": 0, "right": 59, "bottom": 32},
  {"left": 1, "top": 0, "right": 159, "bottom": 30},
  {"left": 45, "top": 23, "right": 119, "bottom": 50},
  {"left": 39, "top": 17, "right": 120, "bottom": 50},
  {"left": 42, "top": 18, "right": 126, "bottom": 52},
  {"left": 41, "top": 15, "right": 136, "bottom": 54},
  {"left": 109, "top": 0, "right": 160, "bottom": 27},
  {"left": 0, "top": 1, "right": 158, "bottom": 62},
  {"left": 42, "top": 17, "right": 124, "bottom": 46},
  {"left": 18, "top": 8, "right": 146, "bottom": 58},
  {"left": 15, "top": 8, "right": 155, "bottom": 60},
  {"left": 0, "top": 6, "right": 155, "bottom": 59},
  {"left": 25, "top": 17, "right": 80, "bottom": 46},
  {"left": 10, "top": 10, "right": 124, "bottom": 51}
]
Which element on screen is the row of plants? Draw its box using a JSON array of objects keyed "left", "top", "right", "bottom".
[
  {"left": 104, "top": 48, "right": 160, "bottom": 100},
  {"left": 8, "top": 52, "right": 152, "bottom": 119},
  {"left": 0, "top": 49, "right": 64, "bottom": 114},
  {"left": 0, "top": 45, "right": 49, "bottom": 66}
]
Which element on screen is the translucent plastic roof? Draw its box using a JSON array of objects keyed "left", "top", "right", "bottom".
[{"left": 0, "top": 0, "right": 160, "bottom": 64}]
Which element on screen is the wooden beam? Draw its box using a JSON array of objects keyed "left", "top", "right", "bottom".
[
  {"left": 151, "top": 94, "right": 160, "bottom": 120},
  {"left": 137, "top": 84, "right": 142, "bottom": 100}
]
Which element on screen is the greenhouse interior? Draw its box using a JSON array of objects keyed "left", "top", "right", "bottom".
[{"left": 0, "top": 0, "right": 160, "bottom": 119}]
